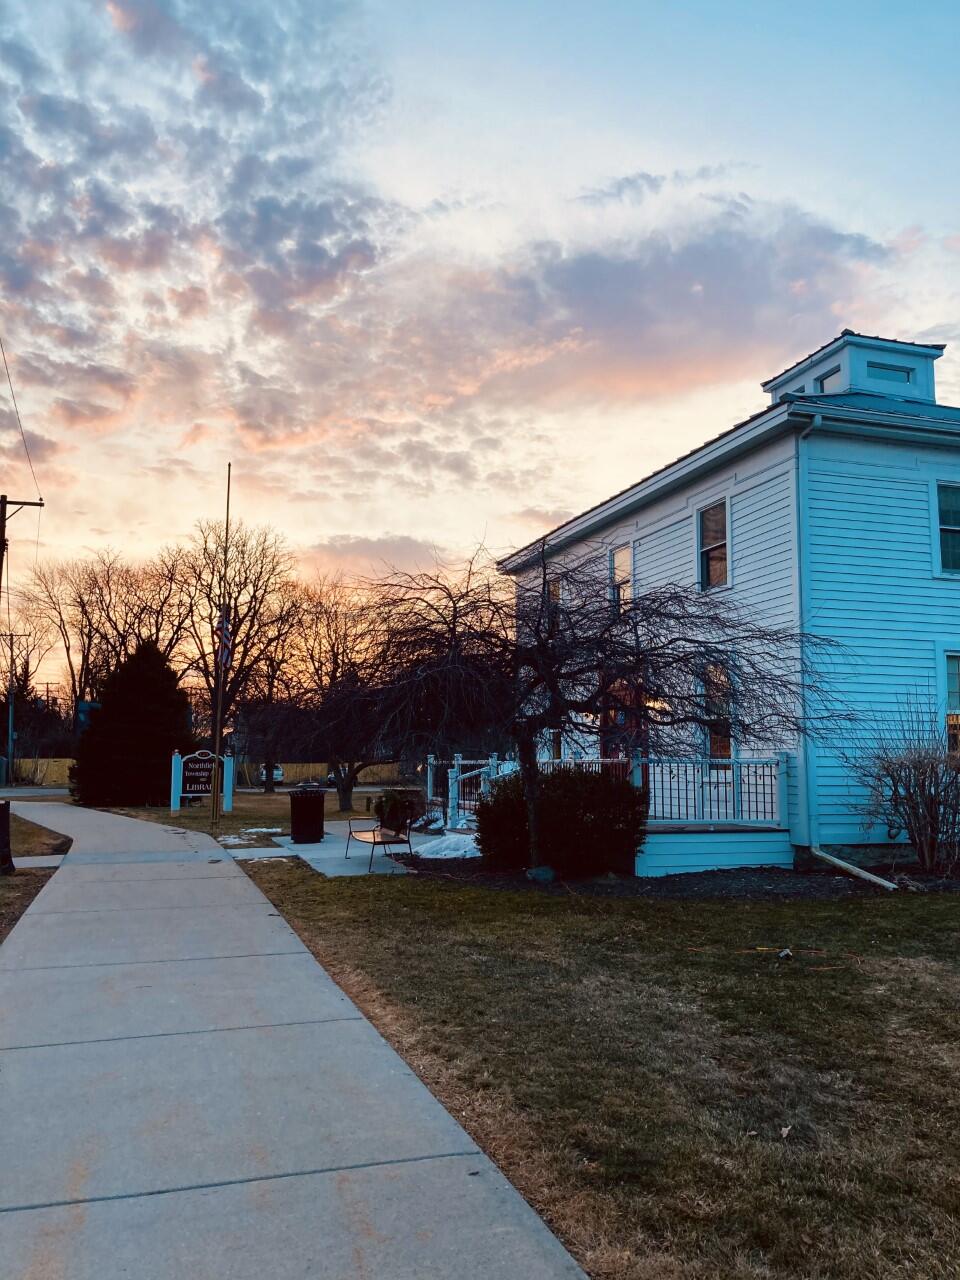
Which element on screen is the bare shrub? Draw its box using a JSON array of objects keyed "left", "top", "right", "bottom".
[{"left": 852, "top": 703, "right": 960, "bottom": 875}]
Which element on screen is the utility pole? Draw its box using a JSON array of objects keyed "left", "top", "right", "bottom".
[
  {"left": 0, "top": 493, "right": 43, "bottom": 790},
  {"left": 0, "top": 632, "right": 27, "bottom": 788}
]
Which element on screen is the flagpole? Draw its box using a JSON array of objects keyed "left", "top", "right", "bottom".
[{"left": 211, "top": 462, "right": 232, "bottom": 827}]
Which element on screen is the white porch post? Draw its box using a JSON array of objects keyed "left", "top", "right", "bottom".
[
  {"left": 426, "top": 753, "right": 436, "bottom": 802},
  {"left": 776, "top": 752, "right": 789, "bottom": 829},
  {"left": 481, "top": 753, "right": 499, "bottom": 797},
  {"left": 447, "top": 764, "right": 459, "bottom": 828}
]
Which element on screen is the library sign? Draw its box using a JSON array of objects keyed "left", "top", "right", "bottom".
[{"left": 170, "top": 749, "right": 235, "bottom": 813}]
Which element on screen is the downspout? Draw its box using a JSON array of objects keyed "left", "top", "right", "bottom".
[{"left": 794, "top": 414, "right": 822, "bottom": 852}]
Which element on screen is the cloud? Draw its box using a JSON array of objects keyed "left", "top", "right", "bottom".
[
  {"left": 306, "top": 534, "right": 449, "bottom": 576},
  {"left": 0, "top": 37, "right": 46, "bottom": 82},
  {"left": 577, "top": 164, "right": 735, "bottom": 205},
  {"left": 0, "top": 0, "right": 934, "bottom": 575}
]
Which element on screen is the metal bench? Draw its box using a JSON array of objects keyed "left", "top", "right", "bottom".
[{"left": 344, "top": 817, "right": 413, "bottom": 873}]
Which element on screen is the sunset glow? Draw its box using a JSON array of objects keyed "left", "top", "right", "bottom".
[{"left": 1, "top": 0, "right": 958, "bottom": 581}]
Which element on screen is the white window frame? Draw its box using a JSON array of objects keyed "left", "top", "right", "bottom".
[
  {"left": 695, "top": 495, "right": 731, "bottom": 592},
  {"left": 934, "top": 481, "right": 960, "bottom": 577}
]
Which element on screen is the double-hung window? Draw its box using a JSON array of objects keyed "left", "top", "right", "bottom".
[
  {"left": 698, "top": 501, "right": 728, "bottom": 589},
  {"left": 611, "top": 544, "right": 632, "bottom": 611},
  {"left": 938, "top": 484, "right": 960, "bottom": 573},
  {"left": 948, "top": 655, "right": 960, "bottom": 755}
]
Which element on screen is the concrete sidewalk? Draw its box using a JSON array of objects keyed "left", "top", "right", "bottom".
[
  {"left": 0, "top": 838, "right": 584, "bottom": 1276},
  {"left": 10, "top": 800, "right": 221, "bottom": 856}
]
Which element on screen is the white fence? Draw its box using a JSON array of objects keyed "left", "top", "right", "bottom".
[{"left": 434, "top": 753, "right": 786, "bottom": 828}]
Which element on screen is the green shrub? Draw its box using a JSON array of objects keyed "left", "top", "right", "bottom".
[
  {"left": 475, "top": 767, "right": 648, "bottom": 877},
  {"left": 374, "top": 786, "right": 426, "bottom": 831},
  {"left": 72, "top": 642, "right": 194, "bottom": 807}
]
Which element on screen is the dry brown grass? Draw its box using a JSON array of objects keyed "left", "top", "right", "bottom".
[
  {"left": 245, "top": 860, "right": 960, "bottom": 1280},
  {"left": 109, "top": 789, "right": 375, "bottom": 847},
  {"left": 0, "top": 868, "right": 55, "bottom": 943},
  {"left": 10, "top": 812, "right": 72, "bottom": 857}
]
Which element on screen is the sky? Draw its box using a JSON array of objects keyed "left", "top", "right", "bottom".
[{"left": 1, "top": 0, "right": 958, "bottom": 586}]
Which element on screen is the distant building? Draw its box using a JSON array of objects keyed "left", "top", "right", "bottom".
[{"left": 500, "top": 330, "right": 958, "bottom": 875}]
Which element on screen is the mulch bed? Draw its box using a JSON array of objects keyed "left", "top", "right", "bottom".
[{"left": 395, "top": 853, "right": 960, "bottom": 901}]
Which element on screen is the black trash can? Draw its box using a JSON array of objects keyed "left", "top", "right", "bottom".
[{"left": 289, "top": 783, "right": 326, "bottom": 844}]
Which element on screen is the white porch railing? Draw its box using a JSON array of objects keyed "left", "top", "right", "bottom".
[
  {"left": 437, "top": 752, "right": 787, "bottom": 828},
  {"left": 640, "top": 757, "right": 783, "bottom": 826}
]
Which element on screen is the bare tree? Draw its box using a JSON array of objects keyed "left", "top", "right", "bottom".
[
  {"left": 365, "top": 543, "right": 838, "bottom": 866},
  {"left": 294, "top": 576, "right": 389, "bottom": 811},
  {"left": 23, "top": 559, "right": 112, "bottom": 715},
  {"left": 179, "top": 520, "right": 300, "bottom": 728}
]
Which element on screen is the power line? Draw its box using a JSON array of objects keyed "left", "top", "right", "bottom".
[{"left": 0, "top": 333, "right": 42, "bottom": 502}]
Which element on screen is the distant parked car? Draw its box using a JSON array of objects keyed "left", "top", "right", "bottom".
[
  {"left": 258, "top": 764, "right": 284, "bottom": 784},
  {"left": 326, "top": 770, "right": 337, "bottom": 785}
]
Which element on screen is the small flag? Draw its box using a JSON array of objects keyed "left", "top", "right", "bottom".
[{"left": 214, "top": 609, "right": 232, "bottom": 670}]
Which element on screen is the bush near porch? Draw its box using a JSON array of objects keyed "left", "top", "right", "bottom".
[
  {"left": 475, "top": 768, "right": 647, "bottom": 876},
  {"left": 247, "top": 863, "right": 960, "bottom": 1280}
]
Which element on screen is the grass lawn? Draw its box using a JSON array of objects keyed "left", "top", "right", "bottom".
[
  {"left": 109, "top": 789, "right": 377, "bottom": 847},
  {"left": 11, "top": 812, "right": 72, "bottom": 857},
  {"left": 245, "top": 860, "right": 960, "bottom": 1280}
]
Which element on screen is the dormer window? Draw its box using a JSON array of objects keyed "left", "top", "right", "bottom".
[
  {"left": 815, "top": 366, "right": 843, "bottom": 394},
  {"left": 867, "top": 361, "right": 912, "bottom": 384}
]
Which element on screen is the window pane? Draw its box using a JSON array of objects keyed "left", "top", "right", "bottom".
[
  {"left": 817, "top": 367, "right": 843, "bottom": 393},
  {"left": 942, "top": 529, "right": 960, "bottom": 572},
  {"left": 699, "top": 502, "right": 726, "bottom": 547},
  {"left": 939, "top": 485, "right": 960, "bottom": 528},
  {"left": 868, "top": 362, "right": 911, "bottom": 384},
  {"left": 612, "top": 545, "right": 631, "bottom": 593},
  {"left": 702, "top": 544, "right": 727, "bottom": 587}
]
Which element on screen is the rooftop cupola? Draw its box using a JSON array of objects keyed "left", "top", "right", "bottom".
[{"left": 762, "top": 330, "right": 945, "bottom": 405}]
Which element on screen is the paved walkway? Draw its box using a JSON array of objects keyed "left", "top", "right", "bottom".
[
  {"left": 0, "top": 815, "right": 584, "bottom": 1277},
  {"left": 10, "top": 800, "right": 221, "bottom": 856}
]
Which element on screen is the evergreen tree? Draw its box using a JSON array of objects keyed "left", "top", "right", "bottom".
[{"left": 72, "top": 642, "right": 193, "bottom": 806}]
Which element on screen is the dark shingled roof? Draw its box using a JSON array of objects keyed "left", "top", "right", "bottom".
[{"left": 761, "top": 329, "right": 946, "bottom": 389}]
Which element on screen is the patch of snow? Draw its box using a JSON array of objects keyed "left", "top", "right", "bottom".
[
  {"left": 242, "top": 827, "right": 283, "bottom": 834},
  {"left": 414, "top": 833, "right": 481, "bottom": 860}
]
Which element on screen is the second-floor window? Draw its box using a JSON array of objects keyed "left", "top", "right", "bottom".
[
  {"left": 698, "top": 501, "right": 728, "bottom": 589},
  {"left": 611, "top": 544, "right": 632, "bottom": 610},
  {"left": 938, "top": 484, "right": 960, "bottom": 573}
]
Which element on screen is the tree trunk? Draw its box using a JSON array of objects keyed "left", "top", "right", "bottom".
[
  {"left": 516, "top": 730, "right": 543, "bottom": 868},
  {"left": 263, "top": 755, "right": 276, "bottom": 793},
  {"left": 333, "top": 762, "right": 355, "bottom": 813}
]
